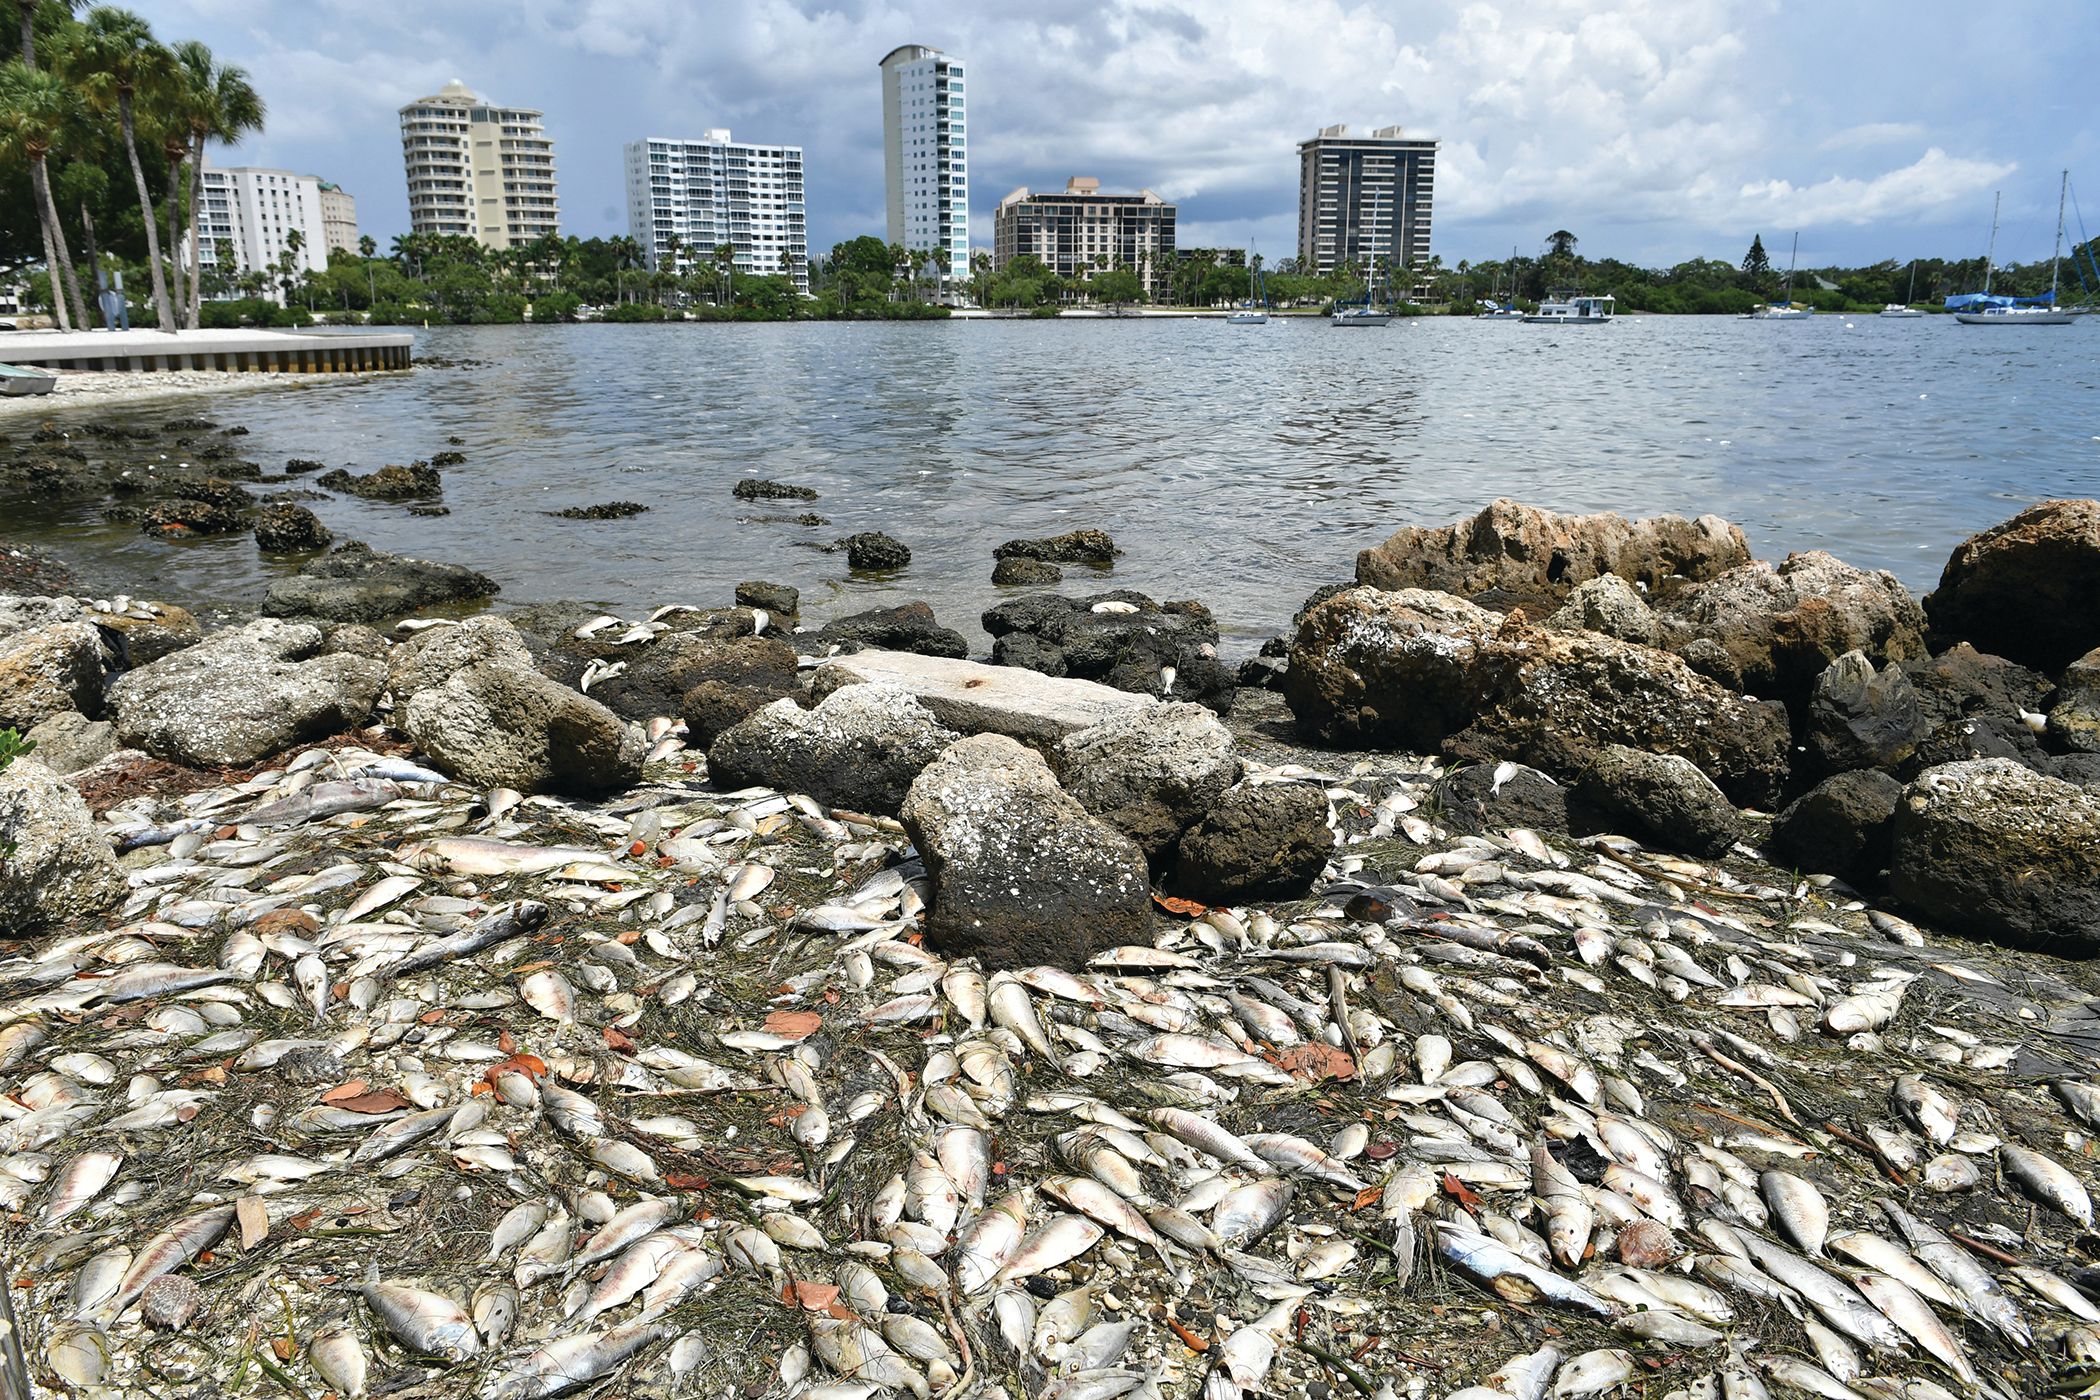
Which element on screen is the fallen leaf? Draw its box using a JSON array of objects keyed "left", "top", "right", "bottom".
[
  {"left": 497, "top": 1030, "right": 516, "bottom": 1054},
  {"left": 327, "top": 1089, "right": 411, "bottom": 1115},
  {"left": 1152, "top": 893, "right": 1208, "bottom": 917},
  {"left": 1351, "top": 1185, "right": 1382, "bottom": 1212},
  {"left": 1277, "top": 1043, "right": 1356, "bottom": 1083},
  {"left": 237, "top": 1196, "right": 270, "bottom": 1251},
  {"left": 1441, "top": 1172, "right": 1482, "bottom": 1211},
  {"left": 320, "top": 1079, "right": 370, "bottom": 1104},
  {"left": 603, "top": 1026, "right": 637, "bottom": 1053},
  {"left": 763, "top": 1010, "right": 822, "bottom": 1041},
  {"left": 786, "top": 1280, "right": 841, "bottom": 1311}
]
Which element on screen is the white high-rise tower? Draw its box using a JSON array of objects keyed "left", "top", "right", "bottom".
[{"left": 879, "top": 44, "right": 969, "bottom": 290}]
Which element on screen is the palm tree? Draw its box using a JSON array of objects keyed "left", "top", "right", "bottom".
[
  {"left": 713, "top": 241, "right": 735, "bottom": 304},
  {"left": 64, "top": 6, "right": 177, "bottom": 331},
  {"left": 171, "top": 40, "right": 262, "bottom": 328},
  {"left": 0, "top": 64, "right": 88, "bottom": 329},
  {"left": 358, "top": 233, "right": 376, "bottom": 308},
  {"left": 1546, "top": 229, "right": 1578, "bottom": 259}
]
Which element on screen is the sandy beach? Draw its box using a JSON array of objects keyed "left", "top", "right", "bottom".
[{"left": 0, "top": 367, "right": 369, "bottom": 419}]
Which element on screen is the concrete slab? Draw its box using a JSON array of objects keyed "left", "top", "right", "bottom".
[
  {"left": 812, "top": 649, "right": 1154, "bottom": 748},
  {"left": 2, "top": 327, "right": 412, "bottom": 374}
]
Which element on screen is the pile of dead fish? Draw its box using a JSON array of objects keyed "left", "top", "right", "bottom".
[{"left": 2, "top": 728, "right": 2098, "bottom": 1400}]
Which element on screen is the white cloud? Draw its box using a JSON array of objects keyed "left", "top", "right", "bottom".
[{"left": 1737, "top": 147, "right": 2016, "bottom": 226}]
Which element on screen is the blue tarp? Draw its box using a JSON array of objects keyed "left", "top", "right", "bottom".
[{"left": 1943, "top": 291, "right": 2058, "bottom": 309}]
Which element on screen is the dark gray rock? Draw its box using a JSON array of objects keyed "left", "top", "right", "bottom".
[
  {"left": 21, "top": 711, "right": 116, "bottom": 775},
  {"left": 902, "top": 732, "right": 1151, "bottom": 970},
  {"left": 1576, "top": 744, "right": 1743, "bottom": 857},
  {"left": 0, "top": 758, "right": 127, "bottom": 934},
  {"left": 1174, "top": 780, "right": 1333, "bottom": 904},
  {"left": 735, "top": 581, "right": 800, "bottom": 616},
  {"left": 994, "top": 529, "right": 1116, "bottom": 565},
  {"left": 993, "top": 557, "right": 1063, "bottom": 586},
  {"left": 136, "top": 497, "right": 246, "bottom": 535},
  {"left": 1433, "top": 761, "right": 1570, "bottom": 835},
  {"left": 2047, "top": 646, "right": 2100, "bottom": 754},
  {"left": 550, "top": 501, "right": 648, "bottom": 520},
  {"left": 670, "top": 637, "right": 802, "bottom": 745},
  {"left": 316, "top": 461, "right": 441, "bottom": 500},
  {"left": 1900, "top": 643, "right": 2053, "bottom": 729},
  {"left": 105, "top": 619, "right": 385, "bottom": 768},
  {"left": 1902, "top": 715, "right": 2037, "bottom": 777},
  {"left": 708, "top": 683, "right": 958, "bottom": 816},
  {"left": 263, "top": 541, "right": 499, "bottom": 624},
  {"left": 586, "top": 630, "right": 791, "bottom": 723},
  {"left": 983, "top": 591, "right": 1235, "bottom": 715},
  {"left": 1767, "top": 769, "right": 1903, "bottom": 886},
  {"left": 0, "top": 621, "right": 102, "bottom": 731},
  {"left": 841, "top": 532, "right": 911, "bottom": 571},
  {"left": 1891, "top": 758, "right": 2100, "bottom": 954},
  {"left": 1803, "top": 650, "right": 1930, "bottom": 779},
  {"left": 400, "top": 661, "right": 643, "bottom": 796},
  {"left": 1052, "top": 702, "right": 1239, "bottom": 863},
  {"left": 1924, "top": 499, "right": 2100, "bottom": 672},
  {"left": 733, "top": 478, "right": 817, "bottom": 501},
  {"left": 810, "top": 602, "right": 968, "bottom": 660},
  {"left": 253, "top": 503, "right": 332, "bottom": 553}
]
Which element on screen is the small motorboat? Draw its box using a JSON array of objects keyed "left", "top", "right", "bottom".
[
  {"left": 1878, "top": 304, "right": 1925, "bottom": 318},
  {"left": 1225, "top": 309, "right": 1269, "bottom": 325},
  {"left": 0, "top": 363, "right": 55, "bottom": 396},
  {"left": 1523, "top": 294, "right": 1615, "bottom": 324}
]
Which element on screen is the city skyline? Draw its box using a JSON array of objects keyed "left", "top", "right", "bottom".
[{"left": 152, "top": 0, "right": 2098, "bottom": 269}]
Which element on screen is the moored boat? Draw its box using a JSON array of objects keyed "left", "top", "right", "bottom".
[
  {"left": 1953, "top": 173, "right": 2077, "bottom": 326},
  {"left": 1522, "top": 294, "right": 1614, "bottom": 324},
  {"left": 1748, "top": 232, "right": 1813, "bottom": 319}
]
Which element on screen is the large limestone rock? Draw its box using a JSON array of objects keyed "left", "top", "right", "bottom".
[
  {"left": 1924, "top": 499, "right": 2100, "bottom": 672},
  {"left": 387, "top": 616, "right": 537, "bottom": 697},
  {"left": 982, "top": 591, "right": 1235, "bottom": 714},
  {"left": 2047, "top": 647, "right": 2100, "bottom": 755},
  {"left": 589, "top": 631, "right": 794, "bottom": 724},
  {"left": 1802, "top": 650, "right": 1930, "bottom": 779},
  {"left": 1575, "top": 744, "right": 1742, "bottom": 857},
  {"left": 1174, "top": 780, "right": 1333, "bottom": 904},
  {"left": 1543, "top": 574, "right": 1661, "bottom": 646},
  {"left": 1432, "top": 761, "right": 1569, "bottom": 835},
  {"left": 106, "top": 619, "right": 385, "bottom": 768},
  {"left": 22, "top": 711, "right": 116, "bottom": 775},
  {"left": 0, "top": 621, "right": 102, "bottom": 730},
  {"left": 707, "top": 683, "right": 958, "bottom": 816},
  {"left": 85, "top": 600, "right": 201, "bottom": 667},
  {"left": 812, "top": 650, "right": 1154, "bottom": 750},
  {"left": 0, "top": 757, "right": 127, "bottom": 933},
  {"left": 1767, "top": 769, "right": 1903, "bottom": 887},
  {"left": 901, "top": 733, "right": 1151, "bottom": 970},
  {"left": 1891, "top": 758, "right": 2100, "bottom": 954},
  {"left": 1287, "top": 588, "right": 1791, "bottom": 806},
  {"left": 1052, "top": 703, "right": 1239, "bottom": 863},
  {"left": 1354, "top": 499, "right": 1750, "bottom": 610},
  {"left": 263, "top": 541, "right": 498, "bottom": 623},
  {"left": 0, "top": 594, "right": 82, "bottom": 640},
  {"left": 401, "top": 661, "right": 642, "bottom": 796},
  {"left": 1660, "top": 551, "right": 1928, "bottom": 709}
]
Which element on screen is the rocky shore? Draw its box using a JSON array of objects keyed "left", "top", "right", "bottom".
[{"left": 2, "top": 408, "right": 2099, "bottom": 1400}]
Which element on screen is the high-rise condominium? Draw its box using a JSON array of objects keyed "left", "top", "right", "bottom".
[
  {"left": 1296, "top": 124, "right": 1437, "bottom": 280},
  {"left": 186, "top": 163, "right": 333, "bottom": 303},
  {"left": 399, "top": 80, "right": 559, "bottom": 250},
  {"left": 879, "top": 44, "right": 969, "bottom": 287},
  {"left": 624, "top": 132, "right": 808, "bottom": 293},
  {"left": 992, "top": 179, "right": 1177, "bottom": 297}
]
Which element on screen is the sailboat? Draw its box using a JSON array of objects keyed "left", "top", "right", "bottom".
[
  {"left": 1226, "top": 253, "right": 1269, "bottom": 324},
  {"left": 1332, "top": 260, "right": 1391, "bottom": 326},
  {"left": 1879, "top": 260, "right": 1925, "bottom": 317},
  {"left": 1748, "top": 233, "right": 1813, "bottom": 318},
  {"left": 1954, "top": 175, "right": 2077, "bottom": 326},
  {"left": 1477, "top": 245, "right": 1527, "bottom": 319}
]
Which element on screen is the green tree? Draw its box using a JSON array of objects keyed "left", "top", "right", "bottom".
[
  {"left": 170, "top": 40, "right": 260, "bottom": 326},
  {"left": 1741, "top": 234, "right": 1771, "bottom": 284},
  {"left": 1546, "top": 229, "right": 1578, "bottom": 259},
  {"left": 63, "top": 5, "right": 177, "bottom": 331},
  {"left": 0, "top": 63, "right": 87, "bottom": 327},
  {"left": 1092, "top": 265, "right": 1141, "bottom": 306}
]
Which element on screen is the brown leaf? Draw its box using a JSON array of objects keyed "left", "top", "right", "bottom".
[
  {"left": 1277, "top": 1043, "right": 1356, "bottom": 1083},
  {"left": 1441, "top": 1172, "right": 1482, "bottom": 1211},
  {"left": 1152, "top": 893, "right": 1208, "bottom": 917},
  {"left": 320, "top": 1079, "right": 370, "bottom": 1104},
  {"left": 787, "top": 1280, "right": 840, "bottom": 1311},
  {"left": 602, "top": 1026, "right": 637, "bottom": 1053},
  {"left": 327, "top": 1089, "right": 411, "bottom": 1115},
  {"left": 665, "top": 1173, "right": 712, "bottom": 1190},
  {"left": 763, "top": 1010, "right": 822, "bottom": 1041}
]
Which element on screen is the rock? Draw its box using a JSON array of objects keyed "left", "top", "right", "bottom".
[
  {"left": 1891, "top": 758, "right": 2100, "bottom": 954},
  {"left": 733, "top": 478, "right": 818, "bottom": 501},
  {"left": 1432, "top": 761, "right": 1569, "bottom": 835},
  {"left": 983, "top": 591, "right": 1235, "bottom": 714},
  {"left": 993, "top": 557, "right": 1062, "bottom": 586},
  {"left": 550, "top": 501, "right": 648, "bottom": 520},
  {"left": 1575, "top": 744, "right": 1742, "bottom": 857},
  {"left": 585, "top": 631, "right": 794, "bottom": 724},
  {"left": 2041, "top": 753, "right": 2100, "bottom": 790},
  {"left": 1803, "top": 650, "right": 1930, "bottom": 779},
  {"left": 682, "top": 680, "right": 777, "bottom": 749},
  {"left": 1543, "top": 574, "right": 1660, "bottom": 646},
  {"left": 253, "top": 503, "right": 333, "bottom": 552},
  {"left": 1286, "top": 588, "right": 1791, "bottom": 806},
  {"left": 1659, "top": 551, "right": 1929, "bottom": 711},
  {"left": 1904, "top": 715, "right": 2037, "bottom": 777},
  {"left": 1767, "top": 770, "right": 1903, "bottom": 886},
  {"left": 841, "top": 532, "right": 911, "bottom": 571},
  {"left": 1354, "top": 499, "right": 1750, "bottom": 609},
  {"left": 901, "top": 732, "right": 1151, "bottom": 970},
  {"left": 263, "top": 541, "right": 498, "bottom": 624},
  {"left": 401, "top": 662, "right": 642, "bottom": 796},
  {"left": 429, "top": 449, "right": 466, "bottom": 466},
  {"left": 283, "top": 457, "right": 325, "bottom": 475},
  {"left": 2047, "top": 647, "right": 2100, "bottom": 754},
  {"left": 994, "top": 529, "right": 1117, "bottom": 565},
  {"left": 1174, "top": 780, "right": 1334, "bottom": 903},
  {"left": 811, "top": 649, "right": 1155, "bottom": 750},
  {"left": 1899, "top": 644, "right": 2054, "bottom": 729},
  {"left": 105, "top": 619, "right": 385, "bottom": 769},
  {"left": 22, "top": 711, "right": 116, "bottom": 775},
  {"left": 86, "top": 602, "right": 201, "bottom": 667},
  {"left": 0, "top": 757, "right": 127, "bottom": 934},
  {"left": 810, "top": 602, "right": 968, "bottom": 660},
  {"left": 708, "top": 683, "right": 959, "bottom": 816},
  {"left": 1924, "top": 499, "right": 2100, "bottom": 672},
  {"left": 735, "top": 581, "right": 800, "bottom": 616},
  {"left": 316, "top": 461, "right": 441, "bottom": 500},
  {"left": 388, "top": 617, "right": 537, "bottom": 698},
  {"left": 136, "top": 497, "right": 247, "bottom": 535},
  {"left": 1052, "top": 703, "right": 1239, "bottom": 863},
  {"left": 320, "top": 623, "right": 390, "bottom": 661},
  {"left": 0, "top": 594, "right": 82, "bottom": 640},
  {"left": 0, "top": 621, "right": 102, "bottom": 730}
]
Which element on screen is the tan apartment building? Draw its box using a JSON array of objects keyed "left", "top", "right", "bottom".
[
  {"left": 317, "top": 182, "right": 358, "bottom": 256},
  {"left": 399, "top": 80, "right": 559, "bottom": 249},
  {"left": 992, "top": 178, "right": 1177, "bottom": 296}
]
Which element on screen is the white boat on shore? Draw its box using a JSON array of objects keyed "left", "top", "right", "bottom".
[
  {"left": 1522, "top": 294, "right": 1614, "bottom": 324},
  {"left": 0, "top": 363, "right": 56, "bottom": 397}
]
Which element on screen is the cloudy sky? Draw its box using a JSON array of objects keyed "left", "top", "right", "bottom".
[{"left": 158, "top": 0, "right": 2098, "bottom": 269}]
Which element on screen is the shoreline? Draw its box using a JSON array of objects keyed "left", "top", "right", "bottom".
[{"left": 0, "top": 367, "right": 378, "bottom": 419}]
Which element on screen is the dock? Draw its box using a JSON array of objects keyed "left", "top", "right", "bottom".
[{"left": 0, "top": 327, "right": 413, "bottom": 374}]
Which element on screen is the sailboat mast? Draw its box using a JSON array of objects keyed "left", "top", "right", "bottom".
[
  {"left": 1983, "top": 192, "right": 2000, "bottom": 296},
  {"left": 1906, "top": 259, "right": 1916, "bottom": 305},
  {"left": 1784, "top": 232, "right": 1798, "bottom": 302},
  {"left": 2052, "top": 169, "right": 2068, "bottom": 303}
]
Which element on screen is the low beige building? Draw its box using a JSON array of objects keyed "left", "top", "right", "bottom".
[
  {"left": 399, "top": 80, "right": 559, "bottom": 250},
  {"left": 992, "top": 178, "right": 1176, "bottom": 296}
]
